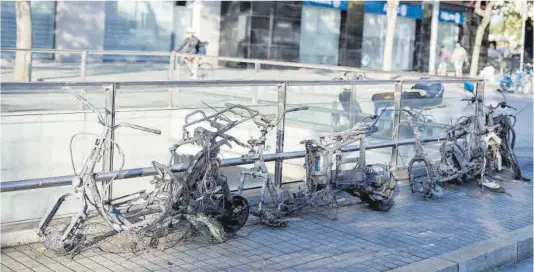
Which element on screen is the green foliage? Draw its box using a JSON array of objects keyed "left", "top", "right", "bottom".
[{"left": 490, "top": 13, "right": 524, "bottom": 44}]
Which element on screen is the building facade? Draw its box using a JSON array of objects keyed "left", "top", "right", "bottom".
[{"left": 0, "top": 0, "right": 491, "bottom": 72}]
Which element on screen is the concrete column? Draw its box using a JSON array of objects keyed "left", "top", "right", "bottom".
[
  {"left": 191, "top": 1, "right": 221, "bottom": 62},
  {"left": 428, "top": 0, "right": 439, "bottom": 75},
  {"left": 383, "top": 0, "right": 399, "bottom": 71},
  {"left": 54, "top": 1, "right": 105, "bottom": 62},
  {"left": 519, "top": 1, "right": 526, "bottom": 71}
]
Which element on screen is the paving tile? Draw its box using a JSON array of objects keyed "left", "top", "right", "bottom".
[
  {"left": 3, "top": 178, "right": 533, "bottom": 272},
  {"left": 1, "top": 264, "right": 14, "bottom": 272}
]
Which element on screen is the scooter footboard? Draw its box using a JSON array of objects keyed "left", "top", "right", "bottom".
[{"left": 37, "top": 193, "right": 75, "bottom": 236}]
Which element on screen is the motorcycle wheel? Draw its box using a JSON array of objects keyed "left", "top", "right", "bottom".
[
  {"left": 217, "top": 195, "right": 250, "bottom": 233},
  {"left": 359, "top": 168, "right": 396, "bottom": 212},
  {"left": 408, "top": 159, "right": 436, "bottom": 199},
  {"left": 501, "top": 141, "right": 530, "bottom": 181}
]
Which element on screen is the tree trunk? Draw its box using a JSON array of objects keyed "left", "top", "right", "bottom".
[
  {"left": 470, "top": 1, "right": 494, "bottom": 77},
  {"left": 383, "top": 0, "right": 399, "bottom": 71},
  {"left": 13, "top": 1, "right": 32, "bottom": 82}
]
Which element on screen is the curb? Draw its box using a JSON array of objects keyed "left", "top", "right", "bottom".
[{"left": 390, "top": 225, "right": 533, "bottom": 272}]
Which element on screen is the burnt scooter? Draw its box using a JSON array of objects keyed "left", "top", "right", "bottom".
[
  {"left": 437, "top": 103, "right": 486, "bottom": 186},
  {"left": 37, "top": 88, "right": 164, "bottom": 255},
  {"left": 237, "top": 105, "right": 310, "bottom": 227},
  {"left": 437, "top": 84, "right": 504, "bottom": 191},
  {"left": 302, "top": 110, "right": 397, "bottom": 211},
  {"left": 397, "top": 108, "right": 444, "bottom": 199},
  {"left": 161, "top": 104, "right": 261, "bottom": 240},
  {"left": 488, "top": 99, "right": 530, "bottom": 182},
  {"left": 464, "top": 83, "right": 530, "bottom": 182}
]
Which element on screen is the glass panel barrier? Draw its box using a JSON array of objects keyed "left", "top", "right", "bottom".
[
  {"left": 396, "top": 81, "right": 478, "bottom": 168},
  {"left": 112, "top": 84, "right": 280, "bottom": 197},
  {"left": 1, "top": 86, "right": 107, "bottom": 223},
  {"left": 284, "top": 81, "right": 398, "bottom": 182}
]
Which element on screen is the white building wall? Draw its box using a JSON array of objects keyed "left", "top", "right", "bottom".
[{"left": 191, "top": 1, "right": 221, "bottom": 59}]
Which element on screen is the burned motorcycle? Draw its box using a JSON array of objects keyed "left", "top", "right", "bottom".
[
  {"left": 302, "top": 110, "right": 397, "bottom": 211},
  {"left": 159, "top": 104, "right": 261, "bottom": 240},
  {"left": 437, "top": 88, "right": 504, "bottom": 191},
  {"left": 37, "top": 88, "right": 164, "bottom": 255},
  {"left": 398, "top": 108, "right": 444, "bottom": 199},
  {"left": 237, "top": 105, "right": 309, "bottom": 227},
  {"left": 464, "top": 86, "right": 530, "bottom": 182},
  {"left": 437, "top": 111, "right": 486, "bottom": 185}
]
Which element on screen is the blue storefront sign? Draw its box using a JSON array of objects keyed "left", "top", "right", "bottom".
[
  {"left": 364, "top": 1, "right": 422, "bottom": 20},
  {"left": 439, "top": 9, "right": 465, "bottom": 25},
  {"left": 303, "top": 0, "right": 348, "bottom": 11}
]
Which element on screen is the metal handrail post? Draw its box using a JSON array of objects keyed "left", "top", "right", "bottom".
[
  {"left": 349, "top": 82, "right": 358, "bottom": 126},
  {"left": 103, "top": 83, "right": 117, "bottom": 201},
  {"left": 390, "top": 80, "right": 403, "bottom": 169},
  {"left": 475, "top": 80, "right": 485, "bottom": 135},
  {"left": 168, "top": 51, "right": 177, "bottom": 108},
  {"left": 79, "top": 51, "right": 89, "bottom": 111},
  {"left": 252, "top": 62, "right": 261, "bottom": 105},
  {"left": 168, "top": 51, "right": 176, "bottom": 80},
  {"left": 80, "top": 51, "right": 88, "bottom": 81},
  {"left": 275, "top": 82, "right": 287, "bottom": 187}
]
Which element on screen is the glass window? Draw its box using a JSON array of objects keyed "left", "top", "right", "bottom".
[
  {"left": 436, "top": 23, "right": 459, "bottom": 71},
  {"left": 250, "top": 16, "right": 271, "bottom": 45},
  {"left": 270, "top": 45, "right": 299, "bottom": 61},
  {"left": 299, "top": 5, "right": 341, "bottom": 65},
  {"left": 1, "top": 1, "right": 56, "bottom": 59},
  {"left": 249, "top": 44, "right": 269, "bottom": 59},
  {"left": 275, "top": 1, "right": 302, "bottom": 19},
  {"left": 273, "top": 18, "right": 300, "bottom": 45},
  {"left": 361, "top": 13, "right": 415, "bottom": 71},
  {"left": 252, "top": 1, "right": 273, "bottom": 16}
]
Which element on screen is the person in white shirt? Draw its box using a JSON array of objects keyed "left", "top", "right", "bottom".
[{"left": 451, "top": 43, "right": 468, "bottom": 77}]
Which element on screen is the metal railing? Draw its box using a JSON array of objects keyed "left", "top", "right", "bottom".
[
  {"left": 0, "top": 48, "right": 473, "bottom": 82},
  {"left": 0, "top": 78, "right": 485, "bottom": 194}
]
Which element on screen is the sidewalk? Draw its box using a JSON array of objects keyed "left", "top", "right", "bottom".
[{"left": 1, "top": 174, "right": 532, "bottom": 272}]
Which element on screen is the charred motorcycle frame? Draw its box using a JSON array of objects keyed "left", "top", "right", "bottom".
[
  {"left": 302, "top": 110, "right": 397, "bottom": 212},
  {"left": 237, "top": 105, "right": 309, "bottom": 227}
]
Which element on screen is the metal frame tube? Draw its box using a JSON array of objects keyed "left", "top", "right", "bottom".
[
  {"left": 80, "top": 51, "right": 88, "bottom": 82},
  {"left": 252, "top": 62, "right": 261, "bottom": 105},
  {"left": 0, "top": 48, "right": 483, "bottom": 81},
  {"left": 0, "top": 79, "right": 475, "bottom": 91},
  {"left": 102, "top": 83, "right": 117, "bottom": 200},
  {"left": 275, "top": 82, "right": 287, "bottom": 187},
  {"left": 0, "top": 137, "right": 443, "bottom": 193},
  {"left": 390, "top": 80, "right": 403, "bottom": 169}
]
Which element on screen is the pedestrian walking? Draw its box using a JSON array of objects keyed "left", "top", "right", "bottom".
[
  {"left": 451, "top": 43, "right": 468, "bottom": 77},
  {"left": 438, "top": 45, "right": 450, "bottom": 76}
]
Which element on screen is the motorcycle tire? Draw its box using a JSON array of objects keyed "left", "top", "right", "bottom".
[
  {"left": 217, "top": 195, "right": 250, "bottom": 233},
  {"left": 358, "top": 169, "right": 396, "bottom": 212},
  {"left": 502, "top": 142, "right": 530, "bottom": 181},
  {"left": 408, "top": 159, "right": 436, "bottom": 199}
]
